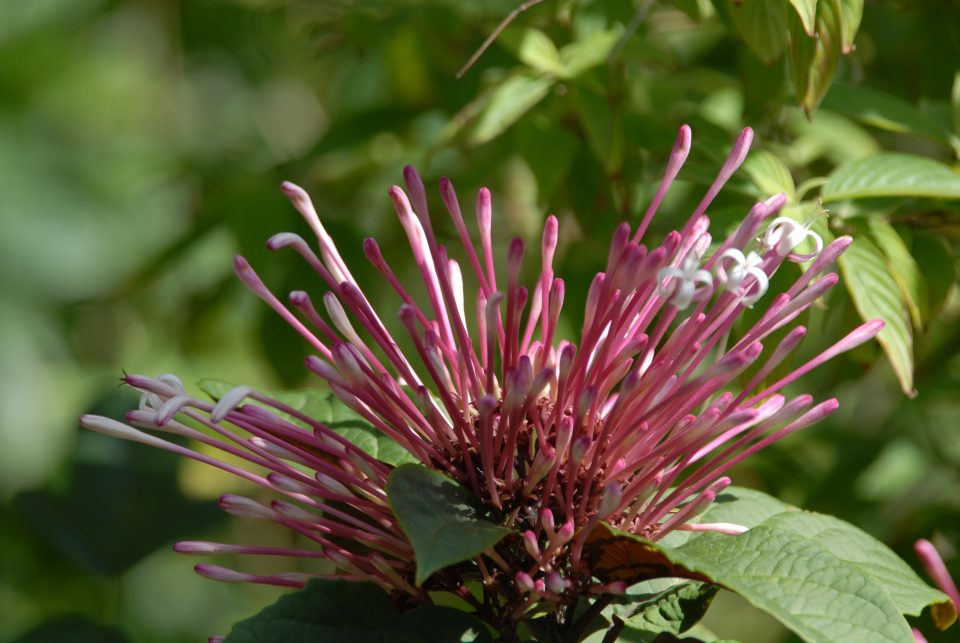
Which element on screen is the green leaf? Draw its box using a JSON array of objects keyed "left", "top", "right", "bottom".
[
  {"left": 668, "top": 525, "right": 916, "bottom": 643},
  {"left": 619, "top": 580, "right": 719, "bottom": 636},
  {"left": 912, "top": 232, "right": 956, "bottom": 320},
  {"left": 558, "top": 28, "right": 623, "bottom": 78},
  {"left": 837, "top": 237, "right": 915, "bottom": 395},
  {"left": 387, "top": 464, "right": 511, "bottom": 585},
  {"left": 788, "top": 0, "right": 817, "bottom": 36},
  {"left": 742, "top": 149, "right": 797, "bottom": 201},
  {"left": 834, "top": 0, "right": 863, "bottom": 53},
  {"left": 789, "top": 0, "right": 842, "bottom": 116},
  {"left": 725, "top": 0, "right": 789, "bottom": 64},
  {"left": 858, "top": 218, "right": 926, "bottom": 328},
  {"left": 469, "top": 73, "right": 554, "bottom": 145},
  {"left": 822, "top": 153, "right": 960, "bottom": 201},
  {"left": 586, "top": 488, "right": 956, "bottom": 642},
  {"left": 223, "top": 580, "right": 417, "bottom": 642},
  {"left": 518, "top": 119, "right": 580, "bottom": 203},
  {"left": 822, "top": 84, "right": 948, "bottom": 141},
  {"left": 518, "top": 29, "right": 564, "bottom": 76},
  {"left": 223, "top": 579, "right": 492, "bottom": 643},
  {"left": 574, "top": 84, "right": 624, "bottom": 174},
  {"left": 198, "top": 380, "right": 418, "bottom": 467},
  {"left": 760, "top": 511, "right": 952, "bottom": 621},
  {"left": 402, "top": 606, "right": 493, "bottom": 643}
]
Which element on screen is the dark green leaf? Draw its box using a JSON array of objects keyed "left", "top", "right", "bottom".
[
  {"left": 574, "top": 84, "right": 624, "bottom": 174},
  {"left": 387, "top": 464, "right": 510, "bottom": 585},
  {"left": 912, "top": 232, "right": 956, "bottom": 321},
  {"left": 837, "top": 237, "right": 915, "bottom": 394},
  {"left": 822, "top": 153, "right": 960, "bottom": 201},
  {"left": 403, "top": 605, "right": 493, "bottom": 643},
  {"left": 223, "top": 580, "right": 417, "bottom": 642}
]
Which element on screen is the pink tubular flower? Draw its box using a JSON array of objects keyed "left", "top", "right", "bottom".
[{"left": 80, "top": 126, "right": 882, "bottom": 612}]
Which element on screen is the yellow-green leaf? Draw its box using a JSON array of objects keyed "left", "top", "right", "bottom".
[{"left": 838, "top": 237, "right": 915, "bottom": 395}]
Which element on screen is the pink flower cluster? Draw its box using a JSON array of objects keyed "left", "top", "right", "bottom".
[{"left": 81, "top": 126, "right": 881, "bottom": 607}]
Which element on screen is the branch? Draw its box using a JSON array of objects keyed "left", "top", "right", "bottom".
[{"left": 456, "top": 0, "right": 545, "bottom": 79}]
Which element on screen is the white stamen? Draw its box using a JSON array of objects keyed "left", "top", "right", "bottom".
[
  {"left": 715, "top": 249, "right": 769, "bottom": 307},
  {"left": 211, "top": 386, "right": 253, "bottom": 422},
  {"left": 657, "top": 256, "right": 714, "bottom": 310},
  {"left": 762, "top": 214, "right": 824, "bottom": 262}
]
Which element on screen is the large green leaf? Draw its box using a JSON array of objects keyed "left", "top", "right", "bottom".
[
  {"left": 469, "top": 73, "right": 555, "bottom": 145},
  {"left": 668, "top": 525, "right": 914, "bottom": 643},
  {"left": 822, "top": 153, "right": 960, "bottom": 201},
  {"left": 387, "top": 464, "right": 511, "bottom": 586},
  {"left": 585, "top": 487, "right": 955, "bottom": 642},
  {"left": 837, "top": 237, "right": 915, "bottom": 394},
  {"left": 198, "top": 380, "right": 418, "bottom": 466},
  {"left": 223, "top": 579, "right": 491, "bottom": 643},
  {"left": 761, "top": 511, "right": 950, "bottom": 620}
]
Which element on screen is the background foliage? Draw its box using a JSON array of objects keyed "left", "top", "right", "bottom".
[{"left": 1, "top": 0, "right": 959, "bottom": 641}]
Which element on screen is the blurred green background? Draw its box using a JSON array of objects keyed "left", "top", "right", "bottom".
[{"left": 1, "top": 0, "right": 959, "bottom": 641}]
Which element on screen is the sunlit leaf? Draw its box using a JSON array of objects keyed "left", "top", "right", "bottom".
[
  {"left": 837, "top": 237, "right": 915, "bottom": 395},
  {"left": 518, "top": 28, "right": 564, "bottom": 76},
  {"left": 559, "top": 27, "right": 623, "bottom": 78},
  {"left": 788, "top": 0, "right": 818, "bottom": 36},
  {"left": 822, "top": 153, "right": 960, "bottom": 201},
  {"left": 619, "top": 580, "right": 719, "bottom": 636},
  {"left": 387, "top": 465, "right": 510, "bottom": 586},
  {"left": 858, "top": 218, "right": 926, "bottom": 328},
  {"left": 789, "top": 0, "right": 842, "bottom": 116},
  {"left": 742, "top": 149, "right": 796, "bottom": 201},
  {"left": 469, "top": 73, "right": 555, "bottom": 145},
  {"left": 834, "top": 0, "right": 864, "bottom": 53}
]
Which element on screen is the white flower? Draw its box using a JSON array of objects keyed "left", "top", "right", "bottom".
[
  {"left": 658, "top": 255, "right": 713, "bottom": 310},
  {"left": 715, "top": 249, "right": 769, "bottom": 307},
  {"left": 762, "top": 216, "right": 824, "bottom": 262}
]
